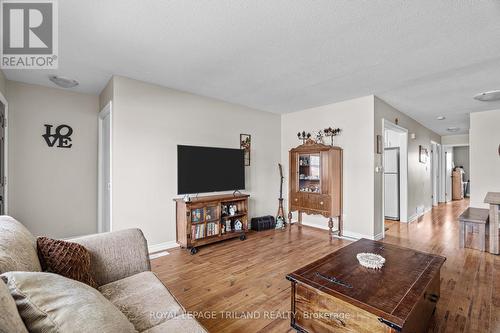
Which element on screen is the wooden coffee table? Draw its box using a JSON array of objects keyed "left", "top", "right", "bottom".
[{"left": 286, "top": 239, "right": 446, "bottom": 333}]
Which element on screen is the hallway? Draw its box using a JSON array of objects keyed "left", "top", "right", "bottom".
[
  {"left": 384, "top": 199, "right": 500, "bottom": 333},
  {"left": 153, "top": 199, "right": 499, "bottom": 333}
]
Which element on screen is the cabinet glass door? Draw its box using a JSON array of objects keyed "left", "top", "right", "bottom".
[{"left": 298, "top": 153, "right": 321, "bottom": 193}]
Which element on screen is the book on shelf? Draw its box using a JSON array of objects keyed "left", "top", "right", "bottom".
[
  {"left": 191, "top": 224, "right": 205, "bottom": 239},
  {"left": 207, "top": 222, "right": 220, "bottom": 236},
  {"left": 191, "top": 208, "right": 204, "bottom": 223}
]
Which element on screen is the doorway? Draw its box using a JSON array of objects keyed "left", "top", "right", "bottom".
[
  {"left": 439, "top": 144, "right": 469, "bottom": 203},
  {"left": 0, "top": 92, "right": 7, "bottom": 215},
  {"left": 98, "top": 102, "right": 112, "bottom": 233},
  {"left": 382, "top": 120, "right": 409, "bottom": 227},
  {"left": 384, "top": 147, "right": 400, "bottom": 220}
]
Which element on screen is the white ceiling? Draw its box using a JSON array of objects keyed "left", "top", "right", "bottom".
[{"left": 4, "top": 0, "right": 500, "bottom": 135}]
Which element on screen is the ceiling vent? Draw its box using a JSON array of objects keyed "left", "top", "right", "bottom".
[{"left": 49, "top": 76, "right": 79, "bottom": 88}]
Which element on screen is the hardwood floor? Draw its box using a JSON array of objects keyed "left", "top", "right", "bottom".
[{"left": 152, "top": 199, "right": 500, "bottom": 332}]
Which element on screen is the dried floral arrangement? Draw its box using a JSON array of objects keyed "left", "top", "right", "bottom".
[{"left": 297, "top": 127, "right": 341, "bottom": 146}]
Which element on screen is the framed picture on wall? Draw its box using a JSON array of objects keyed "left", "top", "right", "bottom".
[
  {"left": 419, "top": 145, "right": 428, "bottom": 163},
  {"left": 240, "top": 134, "right": 251, "bottom": 166}
]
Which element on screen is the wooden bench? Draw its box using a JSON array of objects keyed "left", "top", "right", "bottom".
[
  {"left": 458, "top": 208, "right": 489, "bottom": 251},
  {"left": 485, "top": 192, "right": 500, "bottom": 254}
]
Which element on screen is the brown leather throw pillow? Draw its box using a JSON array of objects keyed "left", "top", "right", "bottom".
[{"left": 37, "top": 237, "right": 97, "bottom": 288}]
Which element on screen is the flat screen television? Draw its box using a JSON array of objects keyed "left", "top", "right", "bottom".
[{"left": 177, "top": 145, "right": 245, "bottom": 195}]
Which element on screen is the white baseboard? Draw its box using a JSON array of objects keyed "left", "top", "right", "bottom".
[
  {"left": 408, "top": 206, "right": 432, "bottom": 223},
  {"left": 342, "top": 230, "right": 378, "bottom": 241},
  {"left": 301, "top": 221, "right": 329, "bottom": 231},
  {"left": 301, "top": 221, "right": 381, "bottom": 241},
  {"left": 148, "top": 241, "right": 179, "bottom": 254}
]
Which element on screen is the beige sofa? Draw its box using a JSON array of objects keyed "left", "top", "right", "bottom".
[{"left": 0, "top": 216, "right": 207, "bottom": 333}]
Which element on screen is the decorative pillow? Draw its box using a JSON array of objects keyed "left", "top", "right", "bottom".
[
  {"left": 1, "top": 272, "right": 137, "bottom": 333},
  {"left": 0, "top": 278, "right": 28, "bottom": 333},
  {"left": 37, "top": 236, "right": 97, "bottom": 288}
]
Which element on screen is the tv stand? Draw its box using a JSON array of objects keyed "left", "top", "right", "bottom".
[
  {"left": 174, "top": 193, "right": 250, "bottom": 254},
  {"left": 233, "top": 189, "right": 243, "bottom": 196}
]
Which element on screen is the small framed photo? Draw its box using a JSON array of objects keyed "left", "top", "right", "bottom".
[
  {"left": 419, "top": 145, "right": 429, "bottom": 163},
  {"left": 240, "top": 134, "right": 251, "bottom": 166}
]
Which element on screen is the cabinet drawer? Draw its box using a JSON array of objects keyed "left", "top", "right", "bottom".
[
  {"left": 290, "top": 193, "right": 301, "bottom": 207},
  {"left": 311, "top": 195, "right": 330, "bottom": 211}
]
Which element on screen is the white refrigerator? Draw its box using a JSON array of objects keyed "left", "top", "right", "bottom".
[{"left": 384, "top": 147, "right": 400, "bottom": 220}]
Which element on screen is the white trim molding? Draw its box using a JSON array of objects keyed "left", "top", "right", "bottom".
[
  {"left": 0, "top": 91, "right": 8, "bottom": 214},
  {"left": 408, "top": 206, "right": 432, "bottom": 223},
  {"left": 148, "top": 241, "right": 179, "bottom": 254},
  {"left": 98, "top": 102, "right": 112, "bottom": 233},
  {"left": 343, "top": 230, "right": 381, "bottom": 241},
  {"left": 300, "top": 221, "right": 380, "bottom": 241}
]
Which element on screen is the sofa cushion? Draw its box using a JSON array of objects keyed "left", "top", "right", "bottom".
[
  {"left": 0, "top": 216, "right": 41, "bottom": 274},
  {"left": 0, "top": 279, "right": 28, "bottom": 333},
  {"left": 37, "top": 237, "right": 97, "bottom": 288},
  {"left": 143, "top": 314, "right": 207, "bottom": 333},
  {"left": 70, "top": 229, "right": 151, "bottom": 287},
  {"left": 99, "top": 271, "right": 183, "bottom": 332},
  {"left": 1, "top": 272, "right": 137, "bottom": 333}
]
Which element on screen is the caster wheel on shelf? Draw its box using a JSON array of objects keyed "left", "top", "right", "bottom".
[
  {"left": 190, "top": 247, "right": 198, "bottom": 255},
  {"left": 239, "top": 234, "right": 246, "bottom": 241}
]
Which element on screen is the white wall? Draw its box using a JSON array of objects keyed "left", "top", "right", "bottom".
[
  {"left": 6, "top": 81, "right": 99, "bottom": 238},
  {"left": 470, "top": 109, "right": 500, "bottom": 208},
  {"left": 281, "top": 96, "right": 375, "bottom": 239},
  {"left": 110, "top": 76, "right": 281, "bottom": 247},
  {"left": 374, "top": 97, "right": 441, "bottom": 235},
  {"left": 441, "top": 134, "right": 469, "bottom": 146}
]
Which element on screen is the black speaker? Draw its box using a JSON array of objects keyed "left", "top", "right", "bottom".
[{"left": 250, "top": 215, "right": 276, "bottom": 231}]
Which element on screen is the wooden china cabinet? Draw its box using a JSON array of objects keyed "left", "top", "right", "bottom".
[{"left": 287, "top": 139, "right": 343, "bottom": 236}]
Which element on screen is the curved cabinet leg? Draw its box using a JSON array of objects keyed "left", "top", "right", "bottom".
[
  {"left": 287, "top": 211, "right": 292, "bottom": 227},
  {"left": 298, "top": 211, "right": 302, "bottom": 227},
  {"left": 328, "top": 217, "right": 334, "bottom": 235}
]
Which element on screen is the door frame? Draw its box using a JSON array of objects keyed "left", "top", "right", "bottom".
[
  {"left": 98, "top": 101, "right": 112, "bottom": 233},
  {"left": 0, "top": 91, "right": 8, "bottom": 214},
  {"left": 444, "top": 146, "right": 453, "bottom": 202},
  {"left": 382, "top": 119, "right": 409, "bottom": 225},
  {"left": 431, "top": 141, "right": 439, "bottom": 206}
]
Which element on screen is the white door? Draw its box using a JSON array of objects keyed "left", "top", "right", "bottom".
[
  {"left": 445, "top": 147, "right": 453, "bottom": 202},
  {"left": 98, "top": 103, "right": 112, "bottom": 233}
]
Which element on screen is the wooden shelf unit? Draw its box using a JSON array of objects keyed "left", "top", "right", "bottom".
[
  {"left": 288, "top": 139, "right": 343, "bottom": 236},
  {"left": 175, "top": 194, "right": 249, "bottom": 253}
]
